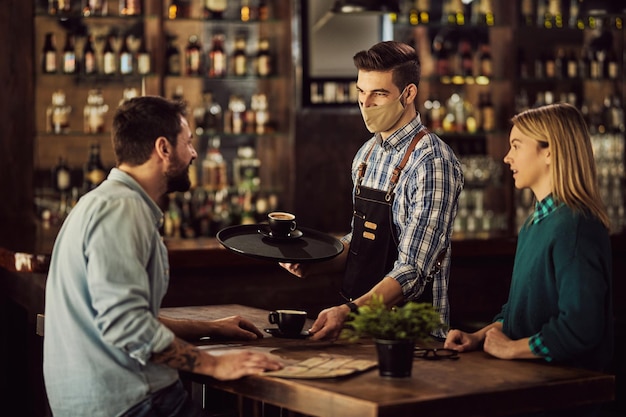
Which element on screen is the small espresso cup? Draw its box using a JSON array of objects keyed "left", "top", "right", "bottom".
[
  {"left": 267, "top": 211, "right": 297, "bottom": 238},
  {"left": 268, "top": 309, "right": 307, "bottom": 336}
]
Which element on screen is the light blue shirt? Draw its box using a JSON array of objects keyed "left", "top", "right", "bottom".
[
  {"left": 343, "top": 114, "right": 464, "bottom": 338},
  {"left": 43, "top": 168, "right": 177, "bottom": 417}
]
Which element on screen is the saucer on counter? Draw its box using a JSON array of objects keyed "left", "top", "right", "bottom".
[
  {"left": 264, "top": 328, "right": 310, "bottom": 339},
  {"left": 258, "top": 224, "right": 303, "bottom": 241}
]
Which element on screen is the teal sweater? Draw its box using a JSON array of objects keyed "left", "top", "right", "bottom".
[{"left": 495, "top": 204, "right": 613, "bottom": 372}]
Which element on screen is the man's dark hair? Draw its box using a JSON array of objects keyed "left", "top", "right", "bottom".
[
  {"left": 353, "top": 41, "right": 421, "bottom": 92},
  {"left": 112, "top": 96, "right": 187, "bottom": 166}
]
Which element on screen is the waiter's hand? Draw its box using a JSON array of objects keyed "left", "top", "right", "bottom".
[
  {"left": 279, "top": 262, "right": 308, "bottom": 278},
  {"left": 308, "top": 304, "right": 350, "bottom": 341}
]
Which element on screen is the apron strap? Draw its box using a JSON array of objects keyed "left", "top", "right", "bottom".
[{"left": 385, "top": 129, "right": 429, "bottom": 201}]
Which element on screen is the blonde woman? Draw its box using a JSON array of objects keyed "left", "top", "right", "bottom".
[{"left": 445, "top": 103, "right": 613, "bottom": 416}]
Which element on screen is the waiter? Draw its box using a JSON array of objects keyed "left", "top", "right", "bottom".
[{"left": 281, "top": 41, "right": 464, "bottom": 341}]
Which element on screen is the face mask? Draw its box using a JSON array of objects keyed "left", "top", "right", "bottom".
[{"left": 359, "top": 88, "right": 407, "bottom": 133}]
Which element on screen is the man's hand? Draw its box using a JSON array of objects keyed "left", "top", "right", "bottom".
[
  {"left": 206, "top": 350, "right": 283, "bottom": 380},
  {"left": 278, "top": 262, "right": 308, "bottom": 278},
  {"left": 308, "top": 305, "right": 351, "bottom": 341},
  {"left": 444, "top": 329, "right": 481, "bottom": 352},
  {"left": 207, "top": 316, "right": 265, "bottom": 340}
]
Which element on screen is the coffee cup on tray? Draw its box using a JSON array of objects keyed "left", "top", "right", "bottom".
[{"left": 267, "top": 211, "right": 297, "bottom": 238}]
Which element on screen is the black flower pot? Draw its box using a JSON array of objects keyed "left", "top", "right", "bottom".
[{"left": 375, "top": 339, "right": 415, "bottom": 378}]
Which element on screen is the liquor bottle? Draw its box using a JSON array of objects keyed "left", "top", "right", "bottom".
[
  {"left": 136, "top": 36, "right": 151, "bottom": 75},
  {"left": 168, "top": 0, "right": 190, "bottom": 19},
  {"left": 536, "top": 0, "right": 547, "bottom": 27},
  {"left": 605, "top": 49, "right": 619, "bottom": 80},
  {"left": 49, "top": 0, "right": 72, "bottom": 14},
  {"left": 544, "top": 0, "right": 563, "bottom": 28},
  {"left": 225, "top": 95, "right": 246, "bottom": 134},
  {"left": 478, "top": 43, "right": 493, "bottom": 78},
  {"left": 84, "top": 142, "right": 107, "bottom": 192},
  {"left": 185, "top": 35, "right": 202, "bottom": 75},
  {"left": 208, "top": 33, "right": 226, "bottom": 78},
  {"left": 568, "top": 0, "right": 581, "bottom": 28},
  {"left": 554, "top": 48, "right": 565, "bottom": 79},
  {"left": 473, "top": 0, "right": 494, "bottom": 26},
  {"left": 240, "top": 0, "right": 255, "bottom": 21},
  {"left": 62, "top": 33, "right": 76, "bottom": 74},
  {"left": 102, "top": 35, "right": 117, "bottom": 75},
  {"left": 46, "top": 90, "right": 72, "bottom": 134},
  {"left": 166, "top": 36, "right": 182, "bottom": 75},
  {"left": 544, "top": 49, "right": 556, "bottom": 78},
  {"left": 479, "top": 92, "right": 495, "bottom": 132},
  {"left": 83, "top": 89, "right": 109, "bottom": 134},
  {"left": 232, "top": 36, "right": 248, "bottom": 76},
  {"left": 52, "top": 156, "right": 72, "bottom": 194},
  {"left": 520, "top": 0, "right": 534, "bottom": 26},
  {"left": 119, "top": 0, "right": 141, "bottom": 16},
  {"left": 458, "top": 40, "right": 473, "bottom": 77},
  {"left": 251, "top": 93, "right": 269, "bottom": 134},
  {"left": 119, "top": 87, "right": 139, "bottom": 106},
  {"left": 193, "top": 91, "right": 222, "bottom": 136},
  {"left": 42, "top": 32, "right": 57, "bottom": 74},
  {"left": 258, "top": 0, "right": 269, "bottom": 21},
  {"left": 233, "top": 146, "right": 261, "bottom": 191},
  {"left": 204, "top": 0, "right": 227, "bottom": 19},
  {"left": 119, "top": 35, "right": 133, "bottom": 75},
  {"left": 255, "top": 38, "right": 271, "bottom": 77},
  {"left": 82, "top": 34, "right": 97, "bottom": 75},
  {"left": 82, "top": 0, "right": 107, "bottom": 16},
  {"left": 566, "top": 50, "right": 578, "bottom": 78},
  {"left": 201, "top": 136, "right": 228, "bottom": 191}
]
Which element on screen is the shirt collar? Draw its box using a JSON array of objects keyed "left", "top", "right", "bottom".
[
  {"left": 107, "top": 167, "right": 164, "bottom": 228},
  {"left": 532, "top": 193, "right": 558, "bottom": 224},
  {"left": 377, "top": 113, "right": 424, "bottom": 150}
]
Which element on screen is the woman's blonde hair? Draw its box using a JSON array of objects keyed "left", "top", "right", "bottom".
[{"left": 511, "top": 103, "right": 610, "bottom": 230}]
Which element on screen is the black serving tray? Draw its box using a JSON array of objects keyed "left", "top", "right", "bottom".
[{"left": 216, "top": 224, "right": 344, "bottom": 263}]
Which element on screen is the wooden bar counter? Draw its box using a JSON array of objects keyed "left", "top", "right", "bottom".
[{"left": 163, "top": 304, "right": 615, "bottom": 417}]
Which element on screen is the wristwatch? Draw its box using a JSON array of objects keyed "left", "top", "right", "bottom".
[{"left": 344, "top": 301, "right": 359, "bottom": 314}]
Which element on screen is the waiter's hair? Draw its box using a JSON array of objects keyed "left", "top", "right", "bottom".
[
  {"left": 511, "top": 102, "right": 610, "bottom": 229},
  {"left": 353, "top": 41, "right": 421, "bottom": 92}
]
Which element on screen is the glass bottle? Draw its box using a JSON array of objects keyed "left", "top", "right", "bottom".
[
  {"left": 46, "top": 90, "right": 72, "bottom": 134},
  {"left": 520, "top": 0, "right": 534, "bottom": 26},
  {"left": 168, "top": 0, "right": 190, "bottom": 19},
  {"left": 49, "top": 0, "right": 72, "bottom": 14},
  {"left": 193, "top": 91, "right": 222, "bottom": 136},
  {"left": 82, "top": 0, "right": 107, "bottom": 16},
  {"left": 226, "top": 95, "right": 246, "bottom": 134},
  {"left": 119, "top": 35, "right": 133, "bottom": 75},
  {"left": 251, "top": 93, "right": 269, "bottom": 134},
  {"left": 83, "top": 89, "right": 109, "bottom": 134},
  {"left": 255, "top": 38, "right": 271, "bottom": 77},
  {"left": 185, "top": 35, "right": 202, "bottom": 76},
  {"left": 201, "top": 136, "right": 228, "bottom": 191},
  {"left": 119, "top": 87, "right": 139, "bottom": 106},
  {"left": 232, "top": 36, "right": 248, "bottom": 76},
  {"left": 119, "top": 0, "right": 142, "bottom": 16},
  {"left": 52, "top": 156, "right": 72, "bottom": 194},
  {"left": 82, "top": 34, "right": 97, "bottom": 75},
  {"left": 62, "top": 33, "right": 76, "bottom": 74},
  {"left": 137, "top": 36, "right": 151, "bottom": 75},
  {"left": 42, "top": 32, "right": 57, "bottom": 74},
  {"left": 204, "top": 0, "right": 227, "bottom": 19},
  {"left": 478, "top": 43, "right": 492, "bottom": 78},
  {"left": 233, "top": 146, "right": 261, "bottom": 191},
  {"left": 258, "top": 0, "right": 269, "bottom": 20},
  {"left": 166, "top": 36, "right": 181, "bottom": 75},
  {"left": 102, "top": 35, "right": 117, "bottom": 75},
  {"left": 208, "top": 33, "right": 226, "bottom": 78},
  {"left": 84, "top": 142, "right": 107, "bottom": 192}
]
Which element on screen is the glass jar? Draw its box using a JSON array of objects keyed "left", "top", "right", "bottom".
[
  {"left": 83, "top": 89, "right": 109, "bottom": 134},
  {"left": 46, "top": 90, "right": 72, "bottom": 134}
]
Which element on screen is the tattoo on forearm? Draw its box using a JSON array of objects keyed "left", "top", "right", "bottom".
[{"left": 152, "top": 338, "right": 202, "bottom": 372}]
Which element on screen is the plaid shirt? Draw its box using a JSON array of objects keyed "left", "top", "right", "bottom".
[
  {"left": 526, "top": 193, "right": 559, "bottom": 361},
  {"left": 342, "top": 114, "right": 464, "bottom": 338}
]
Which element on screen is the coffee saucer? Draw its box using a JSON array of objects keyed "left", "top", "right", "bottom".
[
  {"left": 264, "top": 328, "right": 310, "bottom": 339},
  {"left": 258, "top": 225, "right": 303, "bottom": 241}
]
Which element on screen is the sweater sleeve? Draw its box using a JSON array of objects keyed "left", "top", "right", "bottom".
[{"left": 539, "top": 216, "right": 611, "bottom": 363}]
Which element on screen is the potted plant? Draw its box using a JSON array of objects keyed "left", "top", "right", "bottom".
[{"left": 341, "top": 294, "right": 443, "bottom": 378}]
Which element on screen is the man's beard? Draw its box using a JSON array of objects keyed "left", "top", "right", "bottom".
[{"left": 166, "top": 152, "right": 192, "bottom": 193}]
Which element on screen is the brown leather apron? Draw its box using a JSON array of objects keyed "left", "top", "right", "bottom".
[{"left": 342, "top": 129, "right": 433, "bottom": 301}]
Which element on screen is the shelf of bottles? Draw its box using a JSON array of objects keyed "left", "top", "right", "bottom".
[
  {"left": 512, "top": 0, "right": 626, "bottom": 235},
  {"left": 161, "top": 0, "right": 287, "bottom": 238}
]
